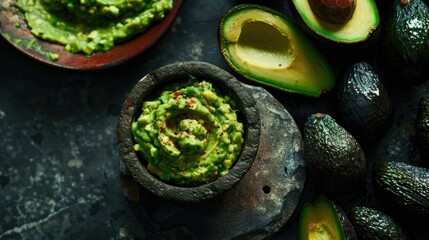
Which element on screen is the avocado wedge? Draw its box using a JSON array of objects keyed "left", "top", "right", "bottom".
[
  {"left": 218, "top": 4, "right": 335, "bottom": 97},
  {"left": 291, "top": 0, "right": 380, "bottom": 44},
  {"left": 299, "top": 195, "right": 358, "bottom": 240}
]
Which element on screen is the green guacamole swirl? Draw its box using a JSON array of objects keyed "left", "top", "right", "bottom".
[
  {"left": 131, "top": 79, "right": 245, "bottom": 186},
  {"left": 16, "top": 0, "right": 172, "bottom": 55}
]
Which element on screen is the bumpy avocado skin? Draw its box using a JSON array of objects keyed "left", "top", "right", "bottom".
[
  {"left": 336, "top": 61, "right": 393, "bottom": 144},
  {"left": 375, "top": 161, "right": 429, "bottom": 214},
  {"left": 348, "top": 206, "right": 407, "bottom": 240},
  {"left": 303, "top": 113, "right": 366, "bottom": 195},
  {"left": 383, "top": 0, "right": 429, "bottom": 85},
  {"left": 417, "top": 96, "right": 429, "bottom": 159}
]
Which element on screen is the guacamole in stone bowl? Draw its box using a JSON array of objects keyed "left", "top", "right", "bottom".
[
  {"left": 132, "top": 79, "right": 245, "bottom": 186},
  {"left": 117, "top": 61, "right": 260, "bottom": 202}
]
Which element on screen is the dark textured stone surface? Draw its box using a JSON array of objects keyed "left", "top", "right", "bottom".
[
  {"left": 117, "top": 61, "right": 261, "bottom": 203},
  {"left": 120, "top": 84, "right": 305, "bottom": 239}
]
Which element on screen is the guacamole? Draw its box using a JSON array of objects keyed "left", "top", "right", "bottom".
[
  {"left": 16, "top": 0, "right": 172, "bottom": 55},
  {"left": 131, "top": 79, "right": 245, "bottom": 186}
]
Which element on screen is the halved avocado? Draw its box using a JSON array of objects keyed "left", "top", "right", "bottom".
[
  {"left": 218, "top": 4, "right": 335, "bottom": 97},
  {"left": 299, "top": 195, "right": 356, "bottom": 240},
  {"left": 291, "top": 0, "right": 380, "bottom": 44}
]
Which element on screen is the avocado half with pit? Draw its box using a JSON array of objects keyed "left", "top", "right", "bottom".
[
  {"left": 291, "top": 0, "right": 380, "bottom": 44},
  {"left": 218, "top": 4, "right": 335, "bottom": 97}
]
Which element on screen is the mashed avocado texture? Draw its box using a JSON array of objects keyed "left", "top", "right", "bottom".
[
  {"left": 16, "top": 0, "right": 172, "bottom": 55},
  {"left": 131, "top": 78, "right": 245, "bottom": 186}
]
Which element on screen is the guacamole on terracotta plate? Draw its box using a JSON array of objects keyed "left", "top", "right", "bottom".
[
  {"left": 131, "top": 78, "right": 245, "bottom": 186},
  {"left": 16, "top": 0, "right": 172, "bottom": 54}
]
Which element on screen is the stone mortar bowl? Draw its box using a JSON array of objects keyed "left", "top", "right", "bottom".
[{"left": 117, "top": 61, "right": 261, "bottom": 203}]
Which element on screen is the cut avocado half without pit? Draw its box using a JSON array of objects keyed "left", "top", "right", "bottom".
[
  {"left": 291, "top": 0, "right": 380, "bottom": 44},
  {"left": 218, "top": 4, "right": 335, "bottom": 97}
]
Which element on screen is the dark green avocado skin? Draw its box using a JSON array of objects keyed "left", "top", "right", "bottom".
[
  {"left": 333, "top": 203, "right": 358, "bottom": 240},
  {"left": 336, "top": 61, "right": 393, "bottom": 144},
  {"left": 303, "top": 113, "right": 366, "bottom": 195},
  {"left": 348, "top": 206, "right": 407, "bottom": 240},
  {"left": 383, "top": 0, "right": 429, "bottom": 85},
  {"left": 417, "top": 96, "right": 429, "bottom": 159},
  {"left": 375, "top": 161, "right": 429, "bottom": 214}
]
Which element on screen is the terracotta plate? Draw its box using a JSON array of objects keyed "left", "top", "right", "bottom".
[{"left": 0, "top": 0, "right": 183, "bottom": 70}]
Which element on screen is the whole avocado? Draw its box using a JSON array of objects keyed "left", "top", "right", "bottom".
[
  {"left": 383, "top": 0, "right": 429, "bottom": 85},
  {"left": 375, "top": 161, "right": 429, "bottom": 214},
  {"left": 303, "top": 113, "right": 366, "bottom": 195},
  {"left": 348, "top": 206, "right": 407, "bottom": 240},
  {"left": 336, "top": 61, "right": 393, "bottom": 144}
]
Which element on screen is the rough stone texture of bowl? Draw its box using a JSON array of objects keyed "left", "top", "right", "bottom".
[{"left": 117, "top": 61, "right": 260, "bottom": 203}]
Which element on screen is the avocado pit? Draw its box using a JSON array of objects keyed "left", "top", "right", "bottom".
[
  {"left": 291, "top": 0, "right": 380, "bottom": 44},
  {"left": 308, "top": 0, "right": 357, "bottom": 24}
]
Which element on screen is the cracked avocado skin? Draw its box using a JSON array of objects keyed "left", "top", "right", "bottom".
[
  {"left": 17, "top": 0, "right": 172, "bottom": 55},
  {"left": 131, "top": 79, "right": 244, "bottom": 186}
]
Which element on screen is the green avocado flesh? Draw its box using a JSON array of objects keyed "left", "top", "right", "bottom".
[
  {"left": 16, "top": 0, "right": 172, "bottom": 55},
  {"left": 219, "top": 4, "right": 335, "bottom": 97},
  {"left": 291, "top": 0, "right": 380, "bottom": 43},
  {"left": 131, "top": 79, "right": 244, "bottom": 186},
  {"left": 299, "top": 195, "right": 345, "bottom": 240}
]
